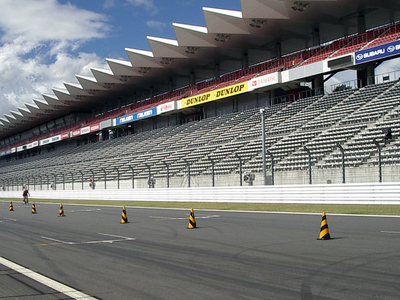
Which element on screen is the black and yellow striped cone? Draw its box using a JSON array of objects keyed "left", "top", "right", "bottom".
[
  {"left": 31, "top": 203, "right": 37, "bottom": 214},
  {"left": 58, "top": 203, "right": 65, "bottom": 217},
  {"left": 9, "top": 201, "right": 13, "bottom": 211},
  {"left": 188, "top": 208, "right": 196, "bottom": 229},
  {"left": 120, "top": 206, "right": 128, "bottom": 224},
  {"left": 317, "top": 212, "right": 331, "bottom": 240}
]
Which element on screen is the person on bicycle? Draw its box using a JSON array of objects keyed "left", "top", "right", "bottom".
[{"left": 22, "top": 189, "right": 30, "bottom": 205}]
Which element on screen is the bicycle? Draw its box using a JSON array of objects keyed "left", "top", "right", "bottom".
[{"left": 22, "top": 191, "right": 29, "bottom": 206}]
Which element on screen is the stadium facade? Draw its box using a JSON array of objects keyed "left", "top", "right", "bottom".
[{"left": 1, "top": 0, "right": 400, "bottom": 193}]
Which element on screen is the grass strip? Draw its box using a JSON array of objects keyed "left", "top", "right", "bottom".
[{"left": 1, "top": 198, "right": 400, "bottom": 215}]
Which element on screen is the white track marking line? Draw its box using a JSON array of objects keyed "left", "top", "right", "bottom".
[
  {"left": 40, "top": 233, "right": 135, "bottom": 245},
  {"left": 381, "top": 231, "right": 400, "bottom": 234},
  {"left": 85, "top": 233, "right": 135, "bottom": 244},
  {"left": 0, "top": 256, "right": 98, "bottom": 300},
  {"left": 41, "top": 236, "right": 76, "bottom": 245},
  {"left": 149, "top": 214, "right": 220, "bottom": 220}
]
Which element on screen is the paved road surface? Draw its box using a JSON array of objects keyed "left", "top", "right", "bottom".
[{"left": 0, "top": 201, "right": 399, "bottom": 299}]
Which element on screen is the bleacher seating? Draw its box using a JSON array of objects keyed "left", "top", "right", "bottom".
[{"left": 1, "top": 78, "right": 399, "bottom": 189}]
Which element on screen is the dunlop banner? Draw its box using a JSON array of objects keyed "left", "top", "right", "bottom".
[{"left": 181, "top": 82, "right": 248, "bottom": 108}]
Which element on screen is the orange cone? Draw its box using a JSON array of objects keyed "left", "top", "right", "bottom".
[
  {"left": 317, "top": 212, "right": 331, "bottom": 240},
  {"left": 187, "top": 208, "right": 196, "bottom": 229}
]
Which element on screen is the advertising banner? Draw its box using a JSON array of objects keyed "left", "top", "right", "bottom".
[
  {"left": 355, "top": 40, "right": 400, "bottom": 64},
  {"left": 39, "top": 135, "right": 61, "bottom": 146},
  {"left": 247, "top": 72, "right": 279, "bottom": 91},
  {"left": 90, "top": 124, "right": 100, "bottom": 132},
  {"left": 157, "top": 101, "right": 176, "bottom": 115},
  {"left": 61, "top": 132, "right": 69, "bottom": 140},
  {"left": 71, "top": 129, "right": 81, "bottom": 137},
  {"left": 100, "top": 119, "right": 112, "bottom": 129},
  {"left": 80, "top": 126, "right": 90, "bottom": 135},
  {"left": 115, "top": 107, "right": 157, "bottom": 126},
  {"left": 27, "top": 141, "right": 39, "bottom": 149},
  {"left": 181, "top": 82, "right": 248, "bottom": 108},
  {"left": 0, "top": 149, "right": 12, "bottom": 157}
]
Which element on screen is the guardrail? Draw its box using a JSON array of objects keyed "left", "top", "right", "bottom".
[{"left": 1, "top": 182, "right": 399, "bottom": 205}]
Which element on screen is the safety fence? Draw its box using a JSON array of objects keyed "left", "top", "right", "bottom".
[{"left": 1, "top": 182, "right": 399, "bottom": 205}]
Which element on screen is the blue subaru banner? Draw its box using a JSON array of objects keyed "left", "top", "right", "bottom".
[
  {"left": 116, "top": 107, "right": 157, "bottom": 125},
  {"left": 355, "top": 40, "right": 400, "bottom": 64}
]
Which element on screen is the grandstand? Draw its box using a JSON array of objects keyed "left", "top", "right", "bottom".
[{"left": 1, "top": 0, "right": 400, "bottom": 192}]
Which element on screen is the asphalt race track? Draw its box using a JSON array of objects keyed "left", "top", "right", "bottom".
[{"left": 0, "top": 201, "right": 400, "bottom": 300}]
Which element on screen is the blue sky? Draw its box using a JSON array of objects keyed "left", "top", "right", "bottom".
[
  {"left": 61, "top": 0, "right": 243, "bottom": 59},
  {"left": 0, "top": 0, "right": 242, "bottom": 117}
]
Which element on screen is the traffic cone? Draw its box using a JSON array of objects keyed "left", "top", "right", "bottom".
[
  {"left": 317, "top": 212, "right": 331, "bottom": 240},
  {"left": 188, "top": 208, "right": 196, "bottom": 229},
  {"left": 9, "top": 201, "right": 13, "bottom": 211},
  {"left": 58, "top": 203, "right": 65, "bottom": 217},
  {"left": 31, "top": 203, "right": 37, "bottom": 214},
  {"left": 120, "top": 206, "right": 128, "bottom": 224}
]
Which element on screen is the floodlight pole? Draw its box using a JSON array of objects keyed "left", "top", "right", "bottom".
[
  {"left": 163, "top": 162, "right": 169, "bottom": 188},
  {"left": 260, "top": 108, "right": 267, "bottom": 185},
  {"left": 304, "top": 146, "right": 312, "bottom": 184},
  {"left": 146, "top": 164, "right": 151, "bottom": 188},
  {"left": 373, "top": 138, "right": 382, "bottom": 183},
  {"left": 53, "top": 173, "right": 57, "bottom": 190},
  {"left": 78, "top": 171, "right": 83, "bottom": 190},
  {"left": 267, "top": 150, "right": 274, "bottom": 185},
  {"left": 70, "top": 172, "right": 74, "bottom": 190},
  {"left": 128, "top": 166, "right": 135, "bottom": 189},
  {"left": 114, "top": 166, "right": 120, "bottom": 189},
  {"left": 209, "top": 157, "right": 215, "bottom": 187},
  {"left": 184, "top": 159, "right": 191, "bottom": 188},
  {"left": 235, "top": 154, "right": 243, "bottom": 186},
  {"left": 337, "top": 143, "right": 345, "bottom": 184}
]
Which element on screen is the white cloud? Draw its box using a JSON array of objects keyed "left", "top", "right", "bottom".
[
  {"left": 0, "top": 0, "right": 110, "bottom": 117},
  {"left": 104, "top": 0, "right": 157, "bottom": 13},
  {"left": 126, "top": 0, "right": 156, "bottom": 12},
  {"left": 146, "top": 20, "right": 166, "bottom": 30},
  {"left": 0, "top": 0, "right": 109, "bottom": 43}
]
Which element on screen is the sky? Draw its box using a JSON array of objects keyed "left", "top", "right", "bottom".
[
  {"left": 0, "top": 0, "right": 242, "bottom": 117},
  {"left": 0, "top": 0, "right": 399, "bottom": 119}
]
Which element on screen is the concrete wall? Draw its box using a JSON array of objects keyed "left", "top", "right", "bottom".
[{"left": 2, "top": 182, "right": 399, "bottom": 205}]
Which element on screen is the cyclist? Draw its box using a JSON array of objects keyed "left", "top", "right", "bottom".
[{"left": 22, "top": 189, "right": 30, "bottom": 205}]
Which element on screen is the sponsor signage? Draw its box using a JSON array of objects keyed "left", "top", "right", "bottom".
[
  {"left": 355, "top": 40, "right": 400, "bottom": 64},
  {"left": 27, "top": 141, "right": 39, "bottom": 149},
  {"left": 71, "top": 129, "right": 81, "bottom": 137},
  {"left": 116, "top": 107, "right": 157, "bottom": 125},
  {"left": 90, "top": 124, "right": 100, "bottom": 132},
  {"left": 100, "top": 119, "right": 112, "bottom": 129},
  {"left": 157, "top": 101, "right": 176, "bottom": 114},
  {"left": 81, "top": 126, "right": 90, "bottom": 135},
  {"left": 61, "top": 132, "right": 69, "bottom": 140},
  {"left": 247, "top": 72, "right": 279, "bottom": 91},
  {"left": 181, "top": 82, "right": 248, "bottom": 108},
  {"left": 17, "top": 141, "right": 39, "bottom": 152},
  {"left": 0, "top": 148, "right": 12, "bottom": 157},
  {"left": 40, "top": 135, "right": 62, "bottom": 146}
]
